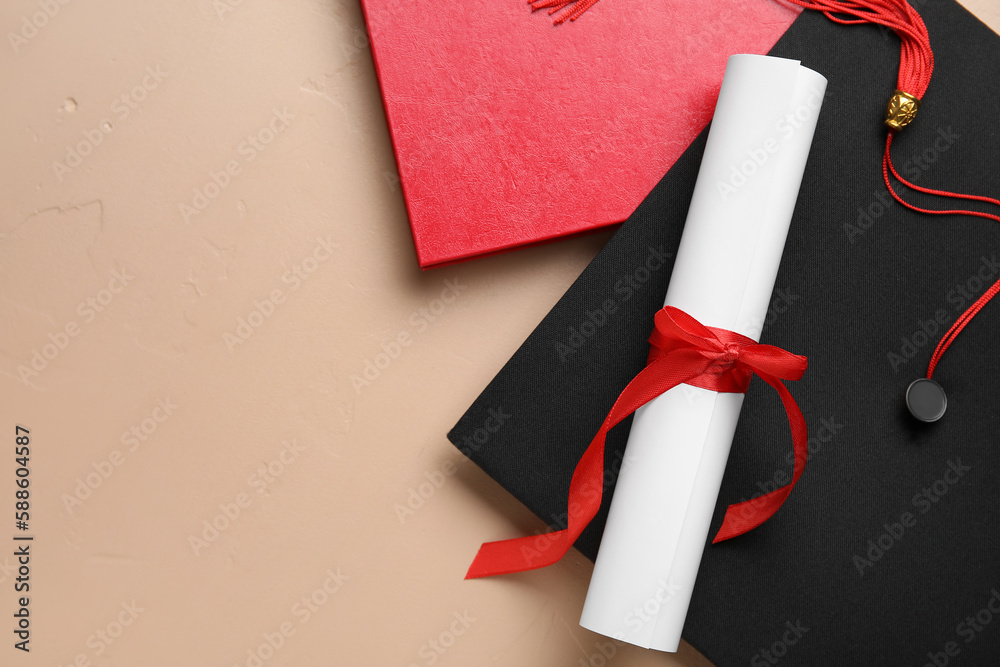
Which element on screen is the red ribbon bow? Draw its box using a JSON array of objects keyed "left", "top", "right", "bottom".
[{"left": 466, "top": 306, "right": 809, "bottom": 579}]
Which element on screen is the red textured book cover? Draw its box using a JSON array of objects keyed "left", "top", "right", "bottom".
[{"left": 360, "top": 1, "right": 800, "bottom": 268}]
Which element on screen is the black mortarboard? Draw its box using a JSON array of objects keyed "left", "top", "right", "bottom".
[{"left": 449, "top": 2, "right": 1000, "bottom": 664}]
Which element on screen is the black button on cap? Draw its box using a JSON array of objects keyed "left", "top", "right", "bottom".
[{"left": 906, "top": 378, "right": 947, "bottom": 422}]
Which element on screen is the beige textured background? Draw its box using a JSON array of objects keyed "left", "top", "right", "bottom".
[{"left": 1, "top": 1, "right": 996, "bottom": 665}]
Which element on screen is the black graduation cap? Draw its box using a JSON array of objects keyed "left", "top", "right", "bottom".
[{"left": 449, "top": 2, "right": 1000, "bottom": 665}]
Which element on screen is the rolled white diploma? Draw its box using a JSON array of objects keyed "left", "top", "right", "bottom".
[{"left": 579, "top": 54, "right": 826, "bottom": 652}]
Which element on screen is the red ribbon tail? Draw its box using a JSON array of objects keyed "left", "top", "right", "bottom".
[
  {"left": 712, "top": 373, "right": 808, "bottom": 543},
  {"left": 713, "top": 487, "right": 794, "bottom": 543},
  {"left": 465, "top": 529, "right": 573, "bottom": 579},
  {"left": 465, "top": 355, "right": 704, "bottom": 578},
  {"left": 465, "top": 406, "right": 611, "bottom": 578}
]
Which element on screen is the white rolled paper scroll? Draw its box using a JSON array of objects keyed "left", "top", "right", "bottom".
[{"left": 579, "top": 54, "right": 826, "bottom": 652}]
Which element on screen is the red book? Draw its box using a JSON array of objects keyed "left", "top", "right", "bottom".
[{"left": 360, "top": 0, "right": 799, "bottom": 268}]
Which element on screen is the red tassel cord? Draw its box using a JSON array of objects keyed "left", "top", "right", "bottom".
[
  {"left": 782, "top": 0, "right": 1000, "bottom": 388},
  {"left": 882, "top": 139, "right": 1000, "bottom": 380}
]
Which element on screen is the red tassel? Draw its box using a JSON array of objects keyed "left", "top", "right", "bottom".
[
  {"left": 783, "top": 0, "right": 933, "bottom": 98},
  {"left": 781, "top": 1, "right": 999, "bottom": 382},
  {"left": 529, "top": 0, "right": 600, "bottom": 24}
]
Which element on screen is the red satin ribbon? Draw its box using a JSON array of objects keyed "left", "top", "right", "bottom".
[{"left": 466, "top": 306, "right": 809, "bottom": 579}]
